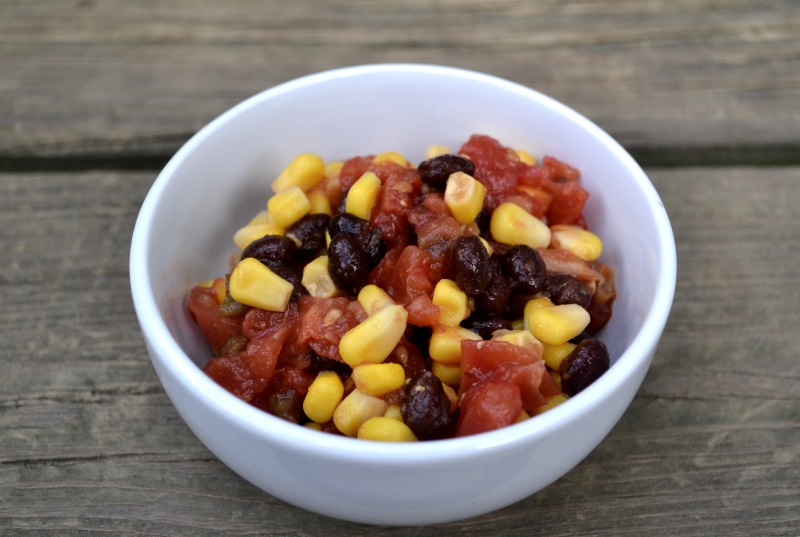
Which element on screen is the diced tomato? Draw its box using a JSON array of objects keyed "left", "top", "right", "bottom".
[
  {"left": 460, "top": 340, "right": 553, "bottom": 412},
  {"left": 369, "top": 245, "right": 440, "bottom": 327},
  {"left": 459, "top": 134, "right": 525, "bottom": 211},
  {"left": 297, "top": 296, "right": 366, "bottom": 362},
  {"left": 242, "top": 300, "right": 299, "bottom": 340},
  {"left": 203, "top": 353, "right": 255, "bottom": 401},
  {"left": 338, "top": 155, "right": 373, "bottom": 191},
  {"left": 456, "top": 380, "right": 522, "bottom": 437},
  {"left": 370, "top": 164, "right": 422, "bottom": 251},
  {"left": 187, "top": 285, "right": 244, "bottom": 354}
]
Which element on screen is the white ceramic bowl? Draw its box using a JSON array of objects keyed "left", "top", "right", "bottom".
[{"left": 130, "top": 64, "right": 676, "bottom": 526}]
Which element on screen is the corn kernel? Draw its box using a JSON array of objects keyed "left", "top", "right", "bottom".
[
  {"left": 339, "top": 304, "right": 408, "bottom": 368},
  {"left": 345, "top": 171, "right": 381, "bottom": 220},
  {"left": 303, "top": 371, "right": 345, "bottom": 423},
  {"left": 271, "top": 153, "right": 326, "bottom": 193},
  {"left": 429, "top": 324, "right": 482, "bottom": 364},
  {"left": 493, "top": 329, "right": 544, "bottom": 355},
  {"left": 333, "top": 389, "right": 389, "bottom": 437},
  {"left": 425, "top": 145, "right": 450, "bottom": 159},
  {"left": 517, "top": 185, "right": 553, "bottom": 209},
  {"left": 247, "top": 210, "right": 270, "bottom": 226},
  {"left": 550, "top": 369, "right": 562, "bottom": 388},
  {"left": 357, "top": 284, "right": 395, "bottom": 316},
  {"left": 352, "top": 363, "right": 406, "bottom": 396},
  {"left": 372, "top": 151, "right": 408, "bottom": 167},
  {"left": 301, "top": 255, "right": 339, "bottom": 298},
  {"left": 305, "top": 421, "right": 323, "bottom": 431},
  {"left": 232, "top": 221, "right": 284, "bottom": 250},
  {"left": 357, "top": 416, "right": 417, "bottom": 442},
  {"left": 228, "top": 257, "right": 293, "bottom": 312},
  {"left": 490, "top": 202, "right": 551, "bottom": 248},
  {"left": 432, "top": 279, "right": 470, "bottom": 327},
  {"left": 510, "top": 318, "right": 525, "bottom": 331},
  {"left": 432, "top": 360, "right": 462, "bottom": 387},
  {"left": 542, "top": 342, "right": 577, "bottom": 370},
  {"left": 441, "top": 382, "right": 459, "bottom": 413},
  {"left": 307, "top": 188, "right": 333, "bottom": 216},
  {"left": 515, "top": 148, "right": 537, "bottom": 166},
  {"left": 324, "top": 161, "right": 344, "bottom": 180},
  {"left": 533, "top": 393, "right": 568, "bottom": 415},
  {"left": 212, "top": 278, "right": 227, "bottom": 304},
  {"left": 383, "top": 404, "right": 403, "bottom": 421},
  {"left": 527, "top": 303, "right": 590, "bottom": 346},
  {"left": 444, "top": 171, "right": 487, "bottom": 225},
  {"left": 517, "top": 409, "right": 531, "bottom": 422},
  {"left": 550, "top": 225, "right": 603, "bottom": 261},
  {"left": 479, "top": 236, "right": 494, "bottom": 256},
  {"left": 522, "top": 296, "right": 555, "bottom": 330},
  {"left": 267, "top": 186, "right": 311, "bottom": 228}
]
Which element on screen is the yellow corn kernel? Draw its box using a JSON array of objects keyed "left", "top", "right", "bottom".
[
  {"left": 527, "top": 303, "right": 590, "bottom": 346},
  {"left": 542, "top": 342, "right": 577, "bottom": 370},
  {"left": 267, "top": 186, "right": 311, "bottom": 229},
  {"left": 478, "top": 236, "right": 494, "bottom": 256},
  {"left": 522, "top": 296, "right": 555, "bottom": 330},
  {"left": 517, "top": 409, "right": 531, "bottom": 422},
  {"left": 444, "top": 171, "right": 487, "bottom": 225},
  {"left": 514, "top": 148, "right": 537, "bottom": 165},
  {"left": 212, "top": 278, "right": 227, "bottom": 304},
  {"left": 357, "top": 416, "right": 418, "bottom": 442},
  {"left": 333, "top": 389, "right": 389, "bottom": 437},
  {"left": 533, "top": 393, "right": 568, "bottom": 415},
  {"left": 351, "top": 363, "right": 406, "bottom": 396},
  {"left": 425, "top": 145, "right": 450, "bottom": 159},
  {"left": 247, "top": 210, "right": 270, "bottom": 226},
  {"left": 339, "top": 304, "right": 408, "bottom": 368},
  {"left": 383, "top": 404, "right": 403, "bottom": 421},
  {"left": 228, "top": 257, "right": 293, "bottom": 312},
  {"left": 432, "top": 279, "right": 470, "bottom": 327},
  {"left": 372, "top": 151, "right": 408, "bottom": 167},
  {"left": 550, "top": 369, "right": 562, "bottom": 388},
  {"left": 232, "top": 221, "right": 284, "bottom": 250},
  {"left": 301, "top": 255, "right": 339, "bottom": 298},
  {"left": 490, "top": 202, "right": 551, "bottom": 248},
  {"left": 510, "top": 318, "right": 525, "bottom": 331},
  {"left": 303, "top": 371, "right": 345, "bottom": 423},
  {"left": 324, "top": 161, "right": 344, "bottom": 180},
  {"left": 441, "top": 382, "right": 459, "bottom": 413},
  {"left": 429, "top": 324, "right": 482, "bottom": 365},
  {"left": 305, "top": 421, "right": 323, "bottom": 431},
  {"left": 271, "top": 153, "right": 326, "bottom": 193},
  {"left": 307, "top": 188, "right": 333, "bottom": 216},
  {"left": 550, "top": 225, "right": 603, "bottom": 261},
  {"left": 431, "top": 360, "right": 462, "bottom": 387},
  {"left": 493, "top": 329, "right": 544, "bottom": 355},
  {"left": 357, "top": 284, "right": 395, "bottom": 316},
  {"left": 345, "top": 171, "right": 381, "bottom": 220}
]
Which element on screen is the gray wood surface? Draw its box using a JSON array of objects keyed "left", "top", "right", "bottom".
[{"left": 1, "top": 1, "right": 799, "bottom": 535}]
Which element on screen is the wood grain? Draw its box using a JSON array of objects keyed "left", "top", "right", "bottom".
[
  {"left": 1, "top": 0, "right": 799, "bottom": 166},
  {"left": 1, "top": 167, "right": 797, "bottom": 535}
]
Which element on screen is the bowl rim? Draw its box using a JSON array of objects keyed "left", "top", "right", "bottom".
[{"left": 130, "top": 63, "right": 677, "bottom": 462}]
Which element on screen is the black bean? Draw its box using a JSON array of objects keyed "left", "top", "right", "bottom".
[
  {"left": 473, "top": 279, "right": 512, "bottom": 315},
  {"left": 361, "top": 226, "right": 386, "bottom": 267},
  {"left": 417, "top": 154, "right": 476, "bottom": 188},
  {"left": 401, "top": 371, "right": 451, "bottom": 440},
  {"left": 241, "top": 235, "right": 297, "bottom": 265},
  {"left": 286, "top": 214, "right": 330, "bottom": 257},
  {"left": 544, "top": 273, "right": 592, "bottom": 308},
  {"left": 461, "top": 313, "right": 512, "bottom": 340},
  {"left": 559, "top": 339, "right": 610, "bottom": 397},
  {"left": 327, "top": 233, "right": 370, "bottom": 295},
  {"left": 452, "top": 236, "right": 491, "bottom": 296},
  {"left": 474, "top": 208, "right": 491, "bottom": 235},
  {"left": 328, "top": 212, "right": 368, "bottom": 239},
  {"left": 502, "top": 245, "right": 547, "bottom": 294}
]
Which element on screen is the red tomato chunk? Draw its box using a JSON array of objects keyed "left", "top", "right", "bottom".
[{"left": 187, "top": 135, "right": 617, "bottom": 441}]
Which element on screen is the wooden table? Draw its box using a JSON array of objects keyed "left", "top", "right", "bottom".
[{"left": 2, "top": 2, "right": 798, "bottom": 535}]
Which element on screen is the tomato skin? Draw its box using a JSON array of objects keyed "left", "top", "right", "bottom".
[
  {"left": 456, "top": 380, "right": 522, "bottom": 437},
  {"left": 187, "top": 286, "right": 243, "bottom": 354},
  {"left": 459, "top": 134, "right": 524, "bottom": 211},
  {"left": 369, "top": 245, "right": 440, "bottom": 327}
]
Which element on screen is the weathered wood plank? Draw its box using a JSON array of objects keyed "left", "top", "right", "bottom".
[
  {"left": 1, "top": 1, "right": 799, "bottom": 165},
  {"left": 1, "top": 167, "right": 798, "bottom": 535}
]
